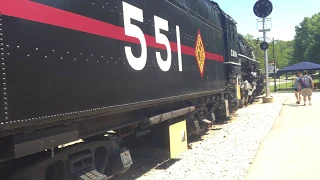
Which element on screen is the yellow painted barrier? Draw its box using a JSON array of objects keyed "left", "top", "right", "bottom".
[
  {"left": 237, "top": 84, "right": 241, "bottom": 100},
  {"left": 168, "top": 119, "right": 188, "bottom": 158}
]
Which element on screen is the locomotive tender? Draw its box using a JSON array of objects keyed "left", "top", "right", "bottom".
[{"left": 0, "top": 0, "right": 261, "bottom": 179}]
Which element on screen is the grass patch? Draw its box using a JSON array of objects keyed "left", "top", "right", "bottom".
[{"left": 269, "top": 79, "right": 320, "bottom": 92}]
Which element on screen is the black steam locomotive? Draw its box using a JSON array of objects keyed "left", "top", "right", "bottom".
[{"left": 0, "top": 0, "right": 262, "bottom": 179}]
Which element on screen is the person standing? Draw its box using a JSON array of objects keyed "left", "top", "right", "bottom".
[
  {"left": 298, "top": 70, "right": 314, "bottom": 106},
  {"left": 293, "top": 72, "right": 302, "bottom": 104}
]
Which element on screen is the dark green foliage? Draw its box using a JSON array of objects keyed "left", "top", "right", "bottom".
[
  {"left": 292, "top": 13, "right": 320, "bottom": 64},
  {"left": 240, "top": 34, "right": 294, "bottom": 70}
]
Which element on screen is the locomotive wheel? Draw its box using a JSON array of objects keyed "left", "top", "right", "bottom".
[
  {"left": 95, "top": 146, "right": 112, "bottom": 177},
  {"left": 9, "top": 139, "right": 128, "bottom": 180}
]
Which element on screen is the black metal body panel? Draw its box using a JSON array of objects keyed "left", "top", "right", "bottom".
[
  {"left": 211, "top": 2, "right": 240, "bottom": 64},
  {"left": 0, "top": 0, "right": 226, "bottom": 134}
]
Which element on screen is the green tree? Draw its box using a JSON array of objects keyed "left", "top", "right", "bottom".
[
  {"left": 293, "top": 13, "right": 320, "bottom": 64},
  {"left": 242, "top": 33, "right": 265, "bottom": 69},
  {"left": 270, "top": 40, "right": 294, "bottom": 69},
  {"left": 241, "top": 34, "right": 293, "bottom": 70}
]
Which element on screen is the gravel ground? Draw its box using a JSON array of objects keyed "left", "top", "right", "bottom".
[{"left": 132, "top": 96, "right": 287, "bottom": 180}]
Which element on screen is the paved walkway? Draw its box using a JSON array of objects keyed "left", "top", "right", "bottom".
[{"left": 245, "top": 92, "right": 320, "bottom": 180}]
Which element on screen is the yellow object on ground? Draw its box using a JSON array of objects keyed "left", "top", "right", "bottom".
[
  {"left": 237, "top": 85, "right": 241, "bottom": 99},
  {"left": 169, "top": 119, "right": 188, "bottom": 159}
]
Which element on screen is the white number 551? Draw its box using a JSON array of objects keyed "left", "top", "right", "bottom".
[{"left": 122, "top": 2, "right": 182, "bottom": 72}]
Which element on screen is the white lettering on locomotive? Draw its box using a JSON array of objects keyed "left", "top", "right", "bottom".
[
  {"left": 123, "top": 2, "right": 147, "bottom": 71},
  {"left": 122, "top": 2, "right": 183, "bottom": 72},
  {"left": 154, "top": 15, "right": 172, "bottom": 72},
  {"left": 176, "top": 25, "right": 182, "bottom": 71},
  {"left": 231, "top": 49, "right": 237, "bottom": 58}
]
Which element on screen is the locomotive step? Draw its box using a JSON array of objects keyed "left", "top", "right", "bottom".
[{"left": 71, "top": 168, "right": 107, "bottom": 180}]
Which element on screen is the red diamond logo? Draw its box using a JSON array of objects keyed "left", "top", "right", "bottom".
[{"left": 194, "top": 29, "right": 206, "bottom": 78}]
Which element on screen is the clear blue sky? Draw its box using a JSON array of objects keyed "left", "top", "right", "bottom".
[{"left": 215, "top": 0, "right": 320, "bottom": 41}]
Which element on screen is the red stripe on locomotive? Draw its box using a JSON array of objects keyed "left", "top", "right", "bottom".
[{"left": 0, "top": 0, "right": 224, "bottom": 62}]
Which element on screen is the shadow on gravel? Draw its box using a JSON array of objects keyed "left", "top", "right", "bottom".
[
  {"left": 188, "top": 132, "right": 206, "bottom": 143},
  {"left": 214, "top": 119, "right": 230, "bottom": 125},
  {"left": 214, "top": 121, "right": 229, "bottom": 125},
  {"left": 188, "top": 135, "right": 205, "bottom": 143},
  {"left": 155, "top": 158, "right": 181, "bottom": 170},
  {"left": 112, "top": 146, "right": 169, "bottom": 180},
  {"left": 113, "top": 120, "right": 226, "bottom": 180}
]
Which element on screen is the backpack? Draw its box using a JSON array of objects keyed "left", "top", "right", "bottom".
[{"left": 301, "top": 76, "right": 311, "bottom": 87}]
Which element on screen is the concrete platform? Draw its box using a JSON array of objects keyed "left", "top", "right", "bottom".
[{"left": 245, "top": 92, "right": 320, "bottom": 180}]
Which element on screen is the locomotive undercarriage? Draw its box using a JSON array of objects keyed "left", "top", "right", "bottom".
[
  {"left": 9, "top": 137, "right": 131, "bottom": 180},
  {"left": 1, "top": 94, "right": 229, "bottom": 180}
]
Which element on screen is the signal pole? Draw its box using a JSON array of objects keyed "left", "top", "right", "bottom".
[
  {"left": 273, "top": 38, "right": 277, "bottom": 92},
  {"left": 262, "top": 17, "right": 270, "bottom": 97},
  {"left": 253, "top": 0, "right": 274, "bottom": 103}
]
